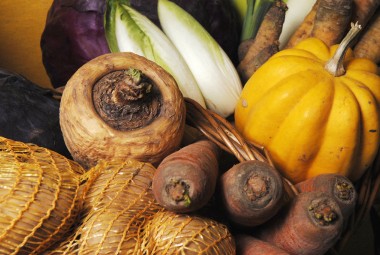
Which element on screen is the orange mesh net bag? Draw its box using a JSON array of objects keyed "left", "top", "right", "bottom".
[
  {"left": 0, "top": 136, "right": 85, "bottom": 254},
  {"left": 140, "top": 211, "right": 236, "bottom": 255},
  {"left": 43, "top": 159, "right": 163, "bottom": 254}
]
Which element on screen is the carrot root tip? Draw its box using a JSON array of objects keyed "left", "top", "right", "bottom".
[
  {"left": 165, "top": 179, "right": 191, "bottom": 206},
  {"left": 308, "top": 199, "right": 339, "bottom": 226}
]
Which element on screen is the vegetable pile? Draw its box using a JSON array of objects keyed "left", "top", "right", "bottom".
[{"left": 1, "top": 0, "right": 380, "bottom": 254}]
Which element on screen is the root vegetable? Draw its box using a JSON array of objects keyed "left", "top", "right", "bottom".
[
  {"left": 284, "top": 0, "right": 320, "bottom": 49},
  {"left": 237, "top": 0, "right": 287, "bottom": 82},
  {"left": 352, "top": 0, "right": 380, "bottom": 28},
  {"left": 59, "top": 52, "right": 186, "bottom": 169},
  {"left": 256, "top": 192, "right": 344, "bottom": 255},
  {"left": 296, "top": 173, "right": 357, "bottom": 219},
  {"left": 141, "top": 210, "right": 236, "bottom": 254},
  {"left": 310, "top": 0, "right": 354, "bottom": 46},
  {"left": 235, "top": 234, "right": 290, "bottom": 255},
  {"left": 220, "top": 160, "right": 294, "bottom": 227},
  {"left": 354, "top": 9, "right": 380, "bottom": 63},
  {"left": 152, "top": 140, "right": 220, "bottom": 213},
  {"left": 0, "top": 136, "right": 85, "bottom": 255}
]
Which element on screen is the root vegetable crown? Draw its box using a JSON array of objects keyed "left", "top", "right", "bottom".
[
  {"left": 245, "top": 174, "right": 271, "bottom": 204},
  {"left": 335, "top": 179, "right": 355, "bottom": 201},
  {"left": 165, "top": 179, "right": 191, "bottom": 206},
  {"left": 308, "top": 197, "right": 340, "bottom": 226},
  {"left": 93, "top": 68, "right": 161, "bottom": 131}
]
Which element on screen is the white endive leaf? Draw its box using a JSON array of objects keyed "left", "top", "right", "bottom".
[
  {"left": 105, "top": 0, "right": 206, "bottom": 108},
  {"left": 157, "top": 0, "right": 243, "bottom": 117}
]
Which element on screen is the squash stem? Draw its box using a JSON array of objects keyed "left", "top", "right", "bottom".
[{"left": 325, "top": 22, "right": 362, "bottom": 77}]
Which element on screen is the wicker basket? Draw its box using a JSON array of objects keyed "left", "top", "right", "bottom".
[{"left": 184, "top": 97, "right": 380, "bottom": 254}]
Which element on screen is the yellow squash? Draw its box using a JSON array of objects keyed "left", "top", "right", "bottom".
[{"left": 235, "top": 24, "right": 380, "bottom": 183}]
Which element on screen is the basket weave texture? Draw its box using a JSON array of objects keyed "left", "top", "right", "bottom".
[{"left": 184, "top": 97, "right": 380, "bottom": 254}]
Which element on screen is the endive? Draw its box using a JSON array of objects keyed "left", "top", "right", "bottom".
[
  {"left": 158, "top": 0, "right": 242, "bottom": 117},
  {"left": 104, "top": 0, "right": 206, "bottom": 108}
]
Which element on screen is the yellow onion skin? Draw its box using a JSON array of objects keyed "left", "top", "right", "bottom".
[
  {"left": 43, "top": 159, "right": 163, "bottom": 255},
  {"left": 59, "top": 52, "right": 186, "bottom": 169},
  {"left": 141, "top": 211, "right": 236, "bottom": 255},
  {"left": 0, "top": 136, "right": 85, "bottom": 255}
]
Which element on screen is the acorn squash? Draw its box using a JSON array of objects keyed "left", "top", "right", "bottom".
[{"left": 235, "top": 23, "right": 380, "bottom": 183}]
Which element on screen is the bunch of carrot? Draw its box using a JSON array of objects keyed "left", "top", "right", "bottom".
[
  {"left": 150, "top": 126, "right": 359, "bottom": 254},
  {"left": 237, "top": 0, "right": 380, "bottom": 81}
]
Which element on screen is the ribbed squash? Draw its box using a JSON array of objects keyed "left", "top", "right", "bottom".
[
  {"left": 235, "top": 24, "right": 380, "bottom": 184},
  {"left": 0, "top": 136, "right": 85, "bottom": 255}
]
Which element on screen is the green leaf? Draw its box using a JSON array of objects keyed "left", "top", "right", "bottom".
[{"left": 241, "top": 0, "right": 275, "bottom": 41}]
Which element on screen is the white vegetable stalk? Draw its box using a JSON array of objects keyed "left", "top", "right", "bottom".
[
  {"left": 105, "top": 0, "right": 206, "bottom": 108},
  {"left": 158, "top": 0, "right": 243, "bottom": 118},
  {"left": 279, "top": 0, "right": 317, "bottom": 48}
]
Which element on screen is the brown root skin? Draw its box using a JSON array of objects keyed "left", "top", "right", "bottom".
[
  {"left": 352, "top": 0, "right": 380, "bottom": 29},
  {"left": 311, "top": 0, "right": 354, "bottom": 46},
  {"left": 220, "top": 160, "right": 289, "bottom": 227},
  {"left": 285, "top": 0, "right": 320, "bottom": 49},
  {"left": 237, "top": 0, "right": 287, "bottom": 82},
  {"left": 296, "top": 173, "right": 357, "bottom": 219},
  {"left": 59, "top": 52, "right": 186, "bottom": 169},
  {"left": 236, "top": 234, "right": 291, "bottom": 255},
  {"left": 152, "top": 140, "right": 219, "bottom": 213},
  {"left": 354, "top": 9, "right": 380, "bottom": 63},
  {"left": 256, "top": 192, "right": 344, "bottom": 255}
]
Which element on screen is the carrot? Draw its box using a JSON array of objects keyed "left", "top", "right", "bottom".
[
  {"left": 220, "top": 160, "right": 294, "bottom": 227},
  {"left": 310, "top": 0, "right": 354, "bottom": 46},
  {"left": 352, "top": 0, "right": 380, "bottom": 28},
  {"left": 238, "top": 38, "right": 254, "bottom": 62},
  {"left": 235, "top": 234, "right": 291, "bottom": 255},
  {"left": 240, "top": 44, "right": 279, "bottom": 78},
  {"left": 256, "top": 191, "right": 344, "bottom": 255},
  {"left": 354, "top": 9, "right": 380, "bottom": 63},
  {"left": 295, "top": 173, "right": 357, "bottom": 220},
  {"left": 152, "top": 139, "right": 220, "bottom": 213},
  {"left": 284, "top": 0, "right": 321, "bottom": 49},
  {"left": 237, "top": 0, "right": 287, "bottom": 82}
]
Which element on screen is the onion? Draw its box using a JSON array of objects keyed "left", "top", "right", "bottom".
[
  {"left": 0, "top": 136, "right": 85, "bottom": 254},
  {"left": 141, "top": 210, "right": 236, "bottom": 254},
  {"left": 43, "top": 159, "right": 163, "bottom": 254}
]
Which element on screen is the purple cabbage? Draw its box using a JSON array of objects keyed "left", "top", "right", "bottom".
[
  {"left": 41, "top": 0, "right": 110, "bottom": 88},
  {"left": 41, "top": 0, "right": 240, "bottom": 88}
]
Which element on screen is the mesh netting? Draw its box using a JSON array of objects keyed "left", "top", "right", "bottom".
[
  {"left": 44, "top": 159, "right": 163, "bottom": 254},
  {"left": 0, "top": 136, "right": 85, "bottom": 255},
  {"left": 140, "top": 211, "right": 236, "bottom": 255}
]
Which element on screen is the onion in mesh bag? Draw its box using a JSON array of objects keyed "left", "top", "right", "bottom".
[
  {"left": 43, "top": 159, "right": 163, "bottom": 254},
  {"left": 141, "top": 210, "right": 236, "bottom": 255},
  {"left": 0, "top": 136, "right": 85, "bottom": 255}
]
